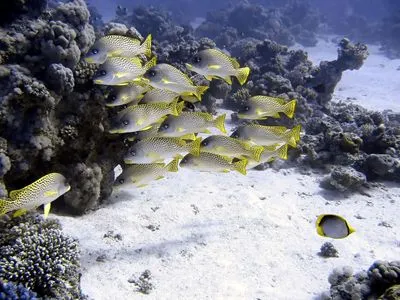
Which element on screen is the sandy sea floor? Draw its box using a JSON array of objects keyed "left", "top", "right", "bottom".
[{"left": 56, "top": 38, "right": 400, "bottom": 300}]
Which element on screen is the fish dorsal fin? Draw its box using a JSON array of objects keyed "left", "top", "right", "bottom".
[
  {"left": 163, "top": 64, "right": 193, "bottom": 85},
  {"left": 229, "top": 57, "right": 240, "bottom": 69},
  {"left": 129, "top": 57, "right": 142, "bottom": 67},
  {"left": 9, "top": 189, "right": 22, "bottom": 200},
  {"left": 252, "top": 124, "right": 287, "bottom": 135},
  {"left": 251, "top": 95, "right": 286, "bottom": 105},
  {"left": 195, "top": 112, "right": 213, "bottom": 121}
]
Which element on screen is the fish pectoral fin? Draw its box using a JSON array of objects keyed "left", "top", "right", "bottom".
[
  {"left": 43, "top": 203, "right": 51, "bottom": 218},
  {"left": 177, "top": 127, "right": 185, "bottom": 132},
  {"left": 202, "top": 129, "right": 211, "bottom": 134},
  {"left": 205, "top": 75, "right": 214, "bottom": 81},
  {"left": 137, "top": 184, "right": 148, "bottom": 188},
  {"left": 155, "top": 176, "right": 165, "bottom": 180},
  {"left": 141, "top": 125, "right": 153, "bottom": 131},
  {"left": 12, "top": 209, "right": 27, "bottom": 218},
  {"left": 44, "top": 190, "right": 58, "bottom": 197},
  {"left": 222, "top": 169, "right": 230, "bottom": 173},
  {"left": 208, "top": 64, "right": 221, "bottom": 70},
  {"left": 224, "top": 76, "right": 232, "bottom": 85},
  {"left": 272, "top": 113, "right": 281, "bottom": 118},
  {"left": 255, "top": 109, "right": 265, "bottom": 116},
  {"left": 136, "top": 119, "right": 144, "bottom": 125}
]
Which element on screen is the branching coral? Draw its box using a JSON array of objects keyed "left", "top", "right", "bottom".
[{"left": 0, "top": 213, "right": 82, "bottom": 299}]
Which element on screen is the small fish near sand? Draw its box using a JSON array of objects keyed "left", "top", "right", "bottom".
[
  {"left": 0, "top": 173, "right": 71, "bottom": 218},
  {"left": 114, "top": 158, "right": 180, "bottom": 189},
  {"left": 85, "top": 34, "right": 153, "bottom": 64},
  {"left": 245, "top": 144, "right": 289, "bottom": 169},
  {"left": 144, "top": 63, "right": 209, "bottom": 100},
  {"left": 186, "top": 48, "right": 250, "bottom": 85},
  {"left": 316, "top": 214, "right": 356, "bottom": 239},
  {"left": 180, "top": 152, "right": 248, "bottom": 175},
  {"left": 124, "top": 137, "right": 202, "bottom": 164},
  {"left": 231, "top": 124, "right": 301, "bottom": 148},
  {"left": 200, "top": 135, "right": 264, "bottom": 162},
  {"left": 237, "top": 96, "right": 297, "bottom": 120}
]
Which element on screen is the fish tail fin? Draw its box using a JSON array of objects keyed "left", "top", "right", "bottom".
[
  {"left": 233, "top": 159, "right": 248, "bottom": 175},
  {"left": 144, "top": 56, "right": 157, "bottom": 71},
  {"left": 285, "top": 125, "right": 301, "bottom": 147},
  {"left": 141, "top": 34, "right": 153, "bottom": 58},
  {"left": 213, "top": 114, "right": 227, "bottom": 134},
  {"left": 166, "top": 157, "right": 180, "bottom": 172},
  {"left": 169, "top": 99, "right": 179, "bottom": 116},
  {"left": 189, "top": 137, "right": 202, "bottom": 156},
  {"left": 194, "top": 86, "right": 209, "bottom": 100},
  {"left": 251, "top": 145, "right": 265, "bottom": 162},
  {"left": 235, "top": 67, "right": 250, "bottom": 85},
  {"left": 0, "top": 198, "right": 10, "bottom": 215},
  {"left": 277, "top": 144, "right": 288, "bottom": 160},
  {"left": 283, "top": 99, "right": 297, "bottom": 118}
]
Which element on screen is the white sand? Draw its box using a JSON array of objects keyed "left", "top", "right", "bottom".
[{"left": 56, "top": 39, "right": 400, "bottom": 299}]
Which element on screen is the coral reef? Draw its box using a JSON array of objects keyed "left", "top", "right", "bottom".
[
  {"left": 327, "top": 260, "right": 400, "bottom": 299},
  {"left": 0, "top": 213, "right": 82, "bottom": 299},
  {"left": 0, "top": 281, "right": 38, "bottom": 300},
  {"left": 318, "top": 242, "right": 339, "bottom": 258},
  {"left": 320, "top": 166, "right": 366, "bottom": 192},
  {"left": 0, "top": 0, "right": 126, "bottom": 214},
  {"left": 195, "top": 0, "right": 320, "bottom": 48}
]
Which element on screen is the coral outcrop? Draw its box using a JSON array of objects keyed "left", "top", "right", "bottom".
[{"left": 0, "top": 213, "right": 82, "bottom": 299}]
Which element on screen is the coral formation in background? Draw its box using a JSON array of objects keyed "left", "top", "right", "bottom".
[
  {"left": 325, "top": 260, "right": 400, "bottom": 299},
  {"left": 195, "top": 0, "right": 320, "bottom": 48},
  {"left": 0, "top": 213, "right": 82, "bottom": 299}
]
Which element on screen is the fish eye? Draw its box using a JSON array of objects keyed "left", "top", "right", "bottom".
[
  {"left": 148, "top": 70, "right": 156, "bottom": 77},
  {"left": 99, "top": 69, "right": 107, "bottom": 76},
  {"left": 130, "top": 150, "right": 136, "bottom": 156},
  {"left": 162, "top": 124, "right": 169, "bottom": 130},
  {"left": 92, "top": 49, "right": 99, "bottom": 55},
  {"left": 122, "top": 120, "right": 129, "bottom": 126},
  {"left": 201, "top": 140, "right": 208, "bottom": 147},
  {"left": 119, "top": 178, "right": 124, "bottom": 184},
  {"left": 181, "top": 157, "right": 188, "bottom": 164},
  {"left": 244, "top": 106, "right": 250, "bottom": 111},
  {"left": 231, "top": 132, "right": 239, "bottom": 138},
  {"left": 193, "top": 56, "right": 201, "bottom": 63}
]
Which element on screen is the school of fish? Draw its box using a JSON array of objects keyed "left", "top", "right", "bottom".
[{"left": 0, "top": 33, "right": 355, "bottom": 240}]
